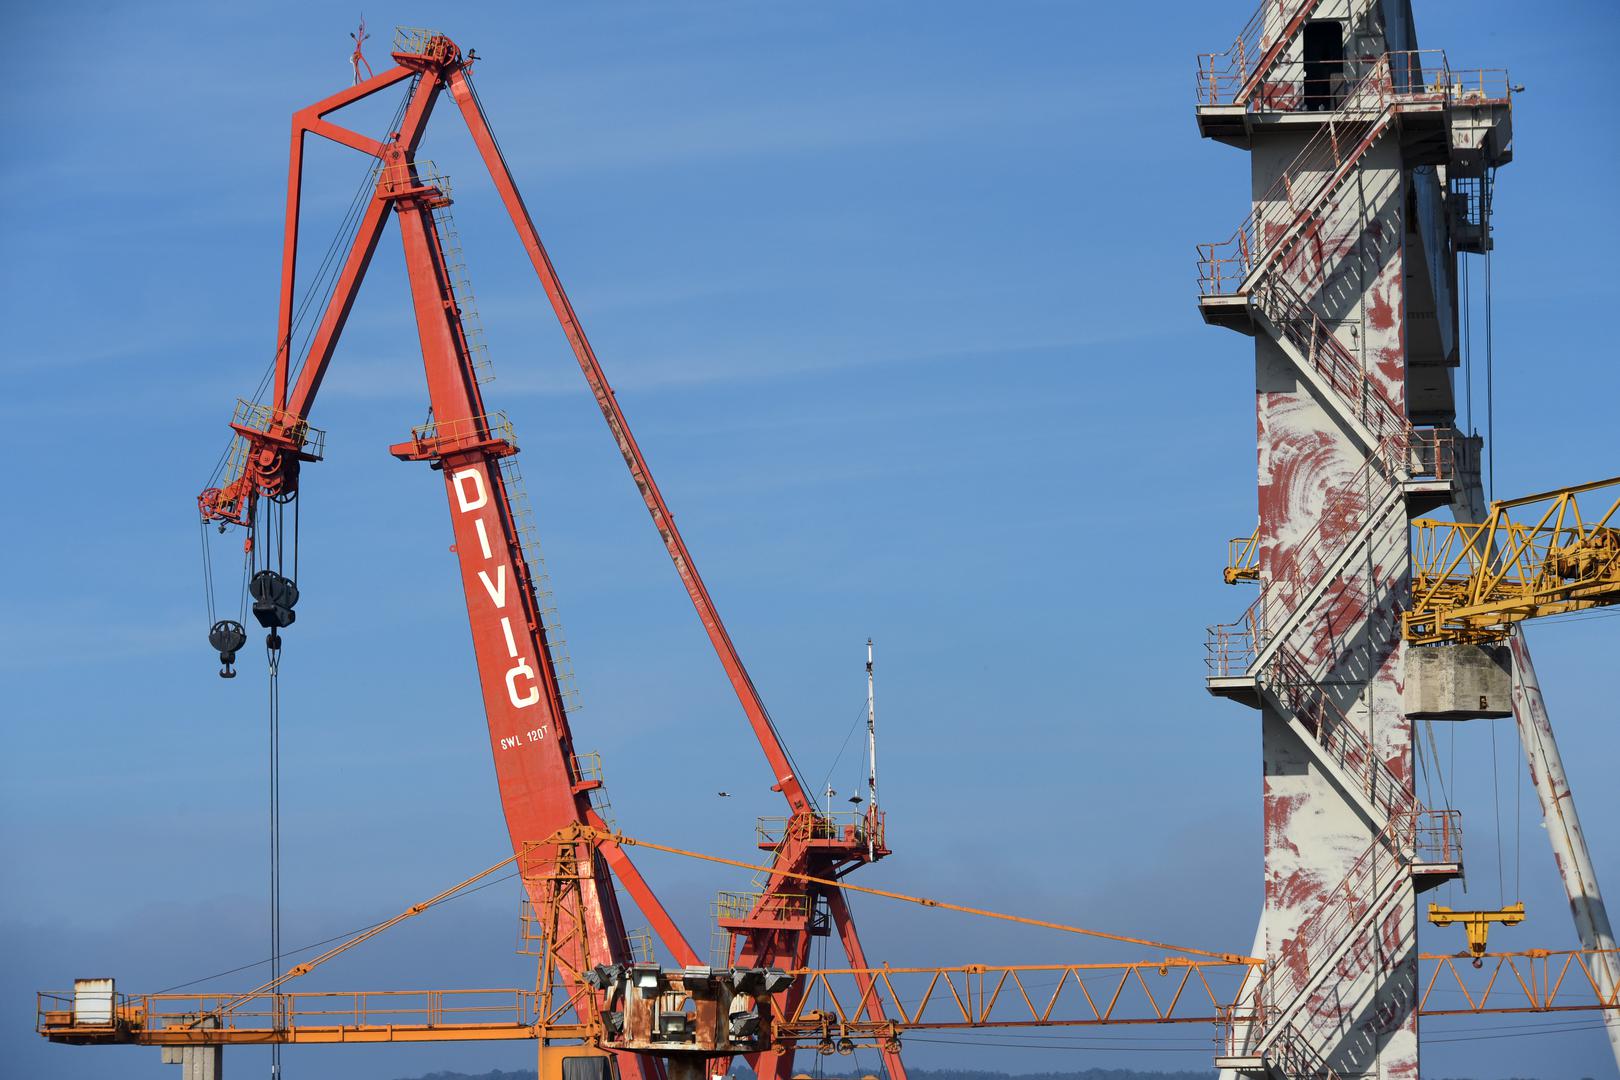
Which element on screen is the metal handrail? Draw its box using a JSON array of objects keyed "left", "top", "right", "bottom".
[
  {"left": 392, "top": 27, "right": 458, "bottom": 64},
  {"left": 1194, "top": 0, "right": 1324, "bottom": 108},
  {"left": 1252, "top": 278, "right": 1407, "bottom": 439},
  {"left": 1266, "top": 645, "right": 1416, "bottom": 823},
  {"left": 713, "top": 891, "right": 810, "bottom": 923},
  {"left": 755, "top": 809, "right": 884, "bottom": 849},
  {"left": 1198, "top": 51, "right": 1508, "bottom": 297},
  {"left": 379, "top": 158, "right": 451, "bottom": 198},
  {"left": 407, "top": 410, "right": 514, "bottom": 448},
  {"left": 38, "top": 987, "right": 546, "bottom": 1037},
  {"left": 1232, "top": 806, "right": 1455, "bottom": 1053},
  {"left": 1204, "top": 425, "right": 1460, "bottom": 678}
]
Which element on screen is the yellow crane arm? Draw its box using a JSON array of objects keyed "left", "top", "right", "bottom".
[
  {"left": 1224, "top": 524, "right": 1261, "bottom": 584},
  {"left": 1404, "top": 476, "right": 1620, "bottom": 645}
]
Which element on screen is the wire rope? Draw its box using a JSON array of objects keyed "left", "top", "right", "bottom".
[
  {"left": 267, "top": 635, "right": 283, "bottom": 1080},
  {"left": 1462, "top": 248, "right": 1471, "bottom": 434},
  {"left": 151, "top": 869, "right": 522, "bottom": 996},
  {"left": 1484, "top": 167, "right": 1496, "bottom": 502},
  {"left": 1515, "top": 722, "right": 1523, "bottom": 900},
  {"left": 461, "top": 67, "right": 823, "bottom": 815},
  {"left": 200, "top": 520, "right": 217, "bottom": 626},
  {"left": 818, "top": 698, "right": 871, "bottom": 800},
  {"left": 1490, "top": 720, "right": 1504, "bottom": 906}
]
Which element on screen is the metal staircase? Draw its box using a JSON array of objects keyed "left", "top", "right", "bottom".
[
  {"left": 1198, "top": 50, "right": 1507, "bottom": 300},
  {"left": 1221, "top": 801, "right": 1460, "bottom": 1071},
  {"left": 1196, "top": 0, "right": 1329, "bottom": 109},
  {"left": 1194, "top": 5, "right": 1514, "bottom": 1073},
  {"left": 1198, "top": 56, "right": 1405, "bottom": 293}
]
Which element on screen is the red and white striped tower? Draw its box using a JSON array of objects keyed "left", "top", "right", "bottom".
[{"left": 1194, "top": 4, "right": 1513, "bottom": 1076}]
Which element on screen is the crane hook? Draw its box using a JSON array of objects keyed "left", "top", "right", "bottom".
[{"left": 208, "top": 620, "right": 248, "bottom": 678}]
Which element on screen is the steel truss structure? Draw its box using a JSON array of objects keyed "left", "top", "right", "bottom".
[
  {"left": 38, "top": 827, "right": 1620, "bottom": 1062},
  {"left": 1406, "top": 475, "right": 1620, "bottom": 644}
]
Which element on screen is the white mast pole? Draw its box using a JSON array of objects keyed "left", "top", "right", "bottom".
[
  {"left": 1508, "top": 631, "right": 1620, "bottom": 1070},
  {"left": 866, "top": 638, "right": 878, "bottom": 862}
]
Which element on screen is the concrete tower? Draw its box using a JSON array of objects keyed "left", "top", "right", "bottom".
[{"left": 1194, "top": 3, "right": 1512, "bottom": 1076}]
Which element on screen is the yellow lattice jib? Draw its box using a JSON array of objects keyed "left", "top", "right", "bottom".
[{"left": 1404, "top": 476, "right": 1620, "bottom": 645}]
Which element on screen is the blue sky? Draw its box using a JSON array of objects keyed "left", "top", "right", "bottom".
[{"left": 2, "top": 2, "right": 1617, "bottom": 1078}]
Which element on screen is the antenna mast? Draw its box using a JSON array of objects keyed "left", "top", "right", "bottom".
[{"left": 865, "top": 638, "right": 878, "bottom": 861}]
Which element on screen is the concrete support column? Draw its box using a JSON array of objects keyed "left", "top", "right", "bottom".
[
  {"left": 160, "top": 1043, "right": 223, "bottom": 1079},
  {"left": 1507, "top": 630, "right": 1620, "bottom": 1069}
]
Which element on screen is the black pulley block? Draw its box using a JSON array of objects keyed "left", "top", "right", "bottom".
[
  {"left": 209, "top": 619, "right": 248, "bottom": 678},
  {"left": 249, "top": 569, "right": 300, "bottom": 629}
]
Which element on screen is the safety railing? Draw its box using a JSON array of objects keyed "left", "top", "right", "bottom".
[
  {"left": 378, "top": 158, "right": 451, "bottom": 199},
  {"left": 1198, "top": 51, "right": 1496, "bottom": 296},
  {"left": 1232, "top": 806, "right": 1448, "bottom": 1054},
  {"left": 625, "top": 927, "right": 655, "bottom": 965},
  {"left": 431, "top": 202, "right": 496, "bottom": 385},
  {"left": 392, "top": 27, "right": 459, "bottom": 64},
  {"left": 1407, "top": 423, "right": 1461, "bottom": 482},
  {"left": 570, "top": 751, "right": 604, "bottom": 787},
  {"left": 1266, "top": 645, "right": 1415, "bottom": 823},
  {"left": 1252, "top": 279, "right": 1408, "bottom": 440},
  {"left": 1429, "top": 65, "right": 1514, "bottom": 105},
  {"left": 1206, "top": 600, "right": 1264, "bottom": 679},
  {"left": 756, "top": 809, "right": 885, "bottom": 851},
  {"left": 232, "top": 399, "right": 326, "bottom": 457},
  {"left": 211, "top": 431, "right": 255, "bottom": 515},
  {"left": 38, "top": 988, "right": 550, "bottom": 1040},
  {"left": 712, "top": 891, "right": 810, "bottom": 925},
  {"left": 1205, "top": 420, "right": 1461, "bottom": 677},
  {"left": 1201, "top": 57, "right": 1380, "bottom": 115},
  {"left": 1414, "top": 808, "right": 1463, "bottom": 866},
  {"left": 406, "top": 410, "right": 514, "bottom": 451},
  {"left": 1194, "top": 0, "right": 1324, "bottom": 108},
  {"left": 1206, "top": 437, "right": 1406, "bottom": 677},
  {"left": 1262, "top": 1018, "right": 1347, "bottom": 1080},
  {"left": 497, "top": 456, "right": 584, "bottom": 717},
  {"left": 36, "top": 988, "right": 134, "bottom": 1034}
]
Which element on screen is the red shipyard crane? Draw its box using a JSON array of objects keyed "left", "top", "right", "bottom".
[{"left": 190, "top": 27, "right": 901, "bottom": 1080}]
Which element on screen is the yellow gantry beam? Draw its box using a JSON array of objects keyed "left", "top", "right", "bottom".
[
  {"left": 1428, "top": 902, "right": 1525, "bottom": 960},
  {"left": 1404, "top": 476, "right": 1620, "bottom": 645}
]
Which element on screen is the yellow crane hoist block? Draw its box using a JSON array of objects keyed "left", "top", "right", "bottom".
[{"left": 1428, "top": 902, "right": 1525, "bottom": 966}]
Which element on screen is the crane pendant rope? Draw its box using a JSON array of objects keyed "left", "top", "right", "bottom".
[{"left": 267, "top": 633, "right": 283, "bottom": 1080}]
